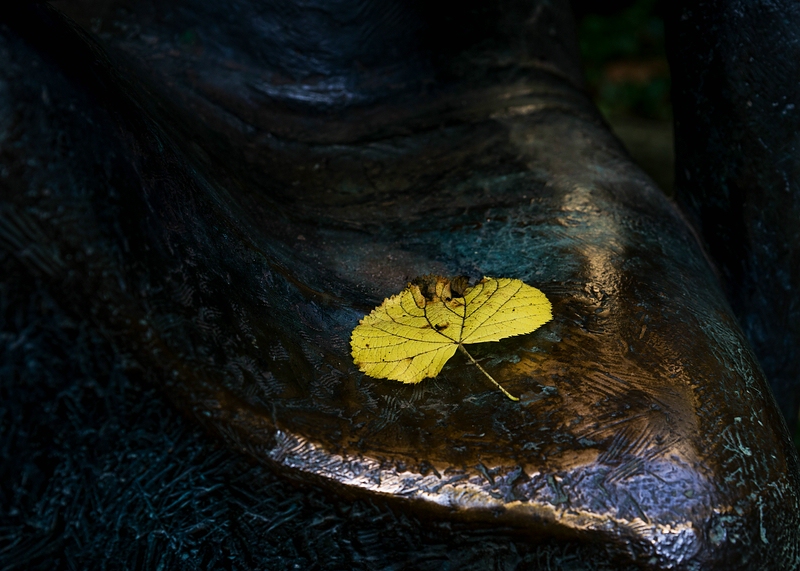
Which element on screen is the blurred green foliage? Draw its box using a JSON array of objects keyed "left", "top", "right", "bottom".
[{"left": 577, "top": 0, "right": 671, "bottom": 121}]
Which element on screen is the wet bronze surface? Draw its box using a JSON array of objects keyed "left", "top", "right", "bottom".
[{"left": 2, "top": 2, "right": 799, "bottom": 568}]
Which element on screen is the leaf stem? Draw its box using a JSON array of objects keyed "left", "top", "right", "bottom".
[{"left": 457, "top": 344, "right": 519, "bottom": 402}]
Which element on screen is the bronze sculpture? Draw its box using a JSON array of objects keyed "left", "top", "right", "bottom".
[{"left": 1, "top": 1, "right": 798, "bottom": 568}]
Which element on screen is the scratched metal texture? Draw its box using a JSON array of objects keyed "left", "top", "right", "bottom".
[
  {"left": 1, "top": 2, "right": 799, "bottom": 569},
  {"left": 669, "top": 0, "right": 800, "bottom": 431}
]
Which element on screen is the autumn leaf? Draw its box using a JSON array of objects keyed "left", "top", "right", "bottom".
[{"left": 350, "top": 276, "right": 552, "bottom": 401}]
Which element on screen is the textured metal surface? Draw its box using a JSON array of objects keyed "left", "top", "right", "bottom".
[
  {"left": 669, "top": 0, "right": 800, "bottom": 431},
  {"left": 2, "top": 1, "right": 799, "bottom": 569}
]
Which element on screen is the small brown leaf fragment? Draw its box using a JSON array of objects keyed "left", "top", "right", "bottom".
[
  {"left": 450, "top": 275, "right": 470, "bottom": 298},
  {"left": 410, "top": 275, "right": 441, "bottom": 301}
]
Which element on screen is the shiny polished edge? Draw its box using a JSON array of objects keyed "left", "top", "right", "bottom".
[{"left": 263, "top": 425, "right": 703, "bottom": 565}]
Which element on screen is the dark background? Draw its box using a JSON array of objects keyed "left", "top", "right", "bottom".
[{"left": 573, "top": 0, "right": 673, "bottom": 195}]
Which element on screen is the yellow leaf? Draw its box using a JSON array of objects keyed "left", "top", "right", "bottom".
[{"left": 350, "top": 276, "right": 552, "bottom": 400}]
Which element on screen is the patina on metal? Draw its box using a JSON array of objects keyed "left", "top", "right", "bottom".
[{"left": 1, "top": 1, "right": 799, "bottom": 569}]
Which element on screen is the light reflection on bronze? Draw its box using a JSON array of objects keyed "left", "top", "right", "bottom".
[{"left": 4, "top": 2, "right": 799, "bottom": 569}]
